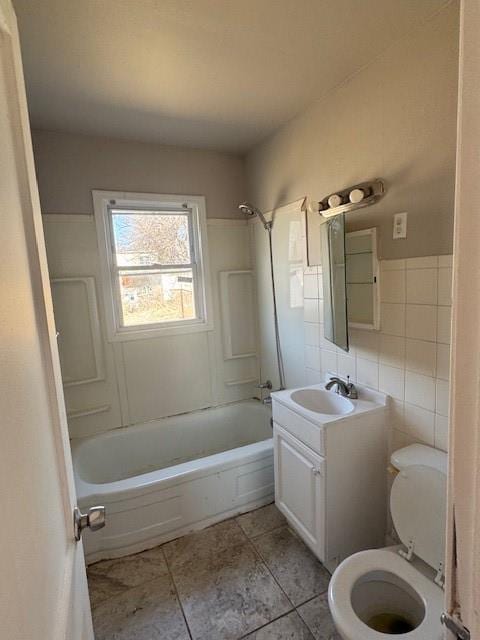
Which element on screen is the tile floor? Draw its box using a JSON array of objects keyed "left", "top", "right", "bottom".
[{"left": 88, "top": 503, "right": 340, "bottom": 640}]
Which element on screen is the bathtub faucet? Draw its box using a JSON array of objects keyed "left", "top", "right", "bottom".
[{"left": 256, "top": 380, "right": 272, "bottom": 390}]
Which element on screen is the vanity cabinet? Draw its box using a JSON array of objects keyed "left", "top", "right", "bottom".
[
  {"left": 272, "top": 386, "right": 388, "bottom": 573},
  {"left": 274, "top": 423, "right": 325, "bottom": 558}
]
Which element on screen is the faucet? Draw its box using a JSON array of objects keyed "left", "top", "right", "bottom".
[
  {"left": 325, "top": 376, "right": 358, "bottom": 399},
  {"left": 256, "top": 380, "right": 273, "bottom": 405},
  {"left": 256, "top": 380, "right": 272, "bottom": 391}
]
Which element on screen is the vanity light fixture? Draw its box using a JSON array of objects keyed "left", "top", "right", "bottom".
[{"left": 313, "top": 179, "right": 385, "bottom": 218}]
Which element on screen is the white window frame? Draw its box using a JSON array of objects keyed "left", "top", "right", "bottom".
[{"left": 93, "top": 190, "right": 213, "bottom": 342}]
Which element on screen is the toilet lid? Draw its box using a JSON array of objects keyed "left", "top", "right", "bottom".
[{"left": 391, "top": 464, "right": 447, "bottom": 571}]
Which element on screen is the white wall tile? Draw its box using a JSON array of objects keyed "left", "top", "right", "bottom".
[
  {"left": 437, "top": 268, "right": 452, "bottom": 306},
  {"left": 436, "top": 343, "right": 450, "bottom": 380},
  {"left": 304, "top": 265, "right": 318, "bottom": 275},
  {"left": 434, "top": 414, "right": 449, "bottom": 451},
  {"left": 403, "top": 403, "right": 435, "bottom": 446},
  {"left": 305, "top": 254, "right": 450, "bottom": 456},
  {"left": 304, "top": 345, "right": 321, "bottom": 371},
  {"left": 337, "top": 353, "right": 356, "bottom": 380},
  {"left": 381, "top": 270, "right": 406, "bottom": 304},
  {"left": 435, "top": 379, "right": 450, "bottom": 417},
  {"left": 304, "top": 298, "right": 320, "bottom": 323},
  {"left": 381, "top": 259, "right": 406, "bottom": 271},
  {"left": 406, "top": 269, "right": 437, "bottom": 305},
  {"left": 357, "top": 358, "right": 379, "bottom": 389},
  {"left": 350, "top": 329, "right": 379, "bottom": 361},
  {"left": 390, "top": 399, "right": 405, "bottom": 428},
  {"left": 437, "top": 306, "right": 452, "bottom": 344},
  {"left": 405, "top": 339, "right": 436, "bottom": 377},
  {"left": 379, "top": 334, "right": 405, "bottom": 368},
  {"left": 391, "top": 428, "right": 412, "bottom": 453},
  {"left": 318, "top": 299, "right": 324, "bottom": 323},
  {"left": 405, "top": 304, "right": 436, "bottom": 341},
  {"left": 405, "top": 371, "right": 436, "bottom": 411},
  {"left": 320, "top": 329, "right": 337, "bottom": 352},
  {"left": 305, "top": 367, "right": 322, "bottom": 385},
  {"left": 317, "top": 275, "right": 324, "bottom": 300},
  {"left": 406, "top": 256, "right": 438, "bottom": 269},
  {"left": 379, "top": 364, "right": 404, "bottom": 401},
  {"left": 381, "top": 303, "right": 405, "bottom": 337},
  {"left": 303, "top": 274, "right": 319, "bottom": 299},
  {"left": 438, "top": 255, "right": 453, "bottom": 268},
  {"left": 322, "top": 349, "right": 338, "bottom": 376},
  {"left": 304, "top": 322, "right": 320, "bottom": 347}
]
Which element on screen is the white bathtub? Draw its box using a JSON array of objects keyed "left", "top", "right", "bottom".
[{"left": 72, "top": 400, "right": 273, "bottom": 563}]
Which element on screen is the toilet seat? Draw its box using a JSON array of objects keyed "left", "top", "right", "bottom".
[{"left": 328, "top": 548, "right": 444, "bottom": 640}]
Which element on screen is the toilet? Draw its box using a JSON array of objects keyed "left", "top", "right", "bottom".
[{"left": 328, "top": 444, "right": 447, "bottom": 639}]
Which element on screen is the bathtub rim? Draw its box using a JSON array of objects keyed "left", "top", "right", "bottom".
[{"left": 73, "top": 436, "right": 273, "bottom": 503}]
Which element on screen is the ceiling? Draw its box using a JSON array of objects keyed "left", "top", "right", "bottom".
[{"left": 13, "top": 0, "right": 448, "bottom": 153}]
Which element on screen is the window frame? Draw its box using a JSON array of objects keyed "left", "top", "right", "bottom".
[{"left": 93, "top": 190, "right": 213, "bottom": 341}]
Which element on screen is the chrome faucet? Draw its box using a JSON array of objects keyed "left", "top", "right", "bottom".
[
  {"left": 256, "top": 380, "right": 272, "bottom": 390},
  {"left": 325, "top": 376, "right": 358, "bottom": 399},
  {"left": 256, "top": 380, "right": 273, "bottom": 405}
]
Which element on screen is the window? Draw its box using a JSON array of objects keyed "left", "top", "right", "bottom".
[{"left": 93, "top": 191, "right": 213, "bottom": 341}]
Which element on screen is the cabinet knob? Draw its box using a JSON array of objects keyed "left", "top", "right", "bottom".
[{"left": 312, "top": 467, "right": 322, "bottom": 476}]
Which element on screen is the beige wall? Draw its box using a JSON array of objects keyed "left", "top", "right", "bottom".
[
  {"left": 246, "top": 2, "right": 459, "bottom": 260},
  {"left": 32, "top": 129, "right": 246, "bottom": 218}
]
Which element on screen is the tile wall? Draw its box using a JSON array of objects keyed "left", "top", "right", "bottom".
[{"left": 303, "top": 255, "right": 452, "bottom": 452}]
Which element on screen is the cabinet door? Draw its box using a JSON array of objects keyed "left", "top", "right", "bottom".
[{"left": 274, "top": 423, "right": 325, "bottom": 559}]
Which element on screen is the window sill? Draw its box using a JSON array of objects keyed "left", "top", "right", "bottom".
[{"left": 107, "top": 318, "right": 214, "bottom": 342}]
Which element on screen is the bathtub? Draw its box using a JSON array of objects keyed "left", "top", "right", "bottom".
[{"left": 72, "top": 399, "right": 273, "bottom": 563}]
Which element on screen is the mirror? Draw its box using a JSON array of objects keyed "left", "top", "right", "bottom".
[
  {"left": 320, "top": 214, "right": 349, "bottom": 352},
  {"left": 321, "top": 220, "right": 380, "bottom": 351}
]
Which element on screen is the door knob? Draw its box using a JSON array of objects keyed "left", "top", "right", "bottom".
[{"left": 74, "top": 506, "right": 106, "bottom": 541}]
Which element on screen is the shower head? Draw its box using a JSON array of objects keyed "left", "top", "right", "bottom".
[{"left": 238, "top": 202, "right": 271, "bottom": 230}]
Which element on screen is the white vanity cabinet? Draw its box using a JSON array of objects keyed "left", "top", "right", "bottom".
[
  {"left": 274, "top": 423, "right": 325, "bottom": 558},
  {"left": 272, "top": 384, "right": 388, "bottom": 573}
]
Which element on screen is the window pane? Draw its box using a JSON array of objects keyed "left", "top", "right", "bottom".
[
  {"left": 118, "top": 270, "right": 196, "bottom": 326},
  {"left": 111, "top": 212, "right": 191, "bottom": 266}
]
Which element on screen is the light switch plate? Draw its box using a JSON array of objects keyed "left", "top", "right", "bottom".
[{"left": 393, "top": 212, "right": 407, "bottom": 239}]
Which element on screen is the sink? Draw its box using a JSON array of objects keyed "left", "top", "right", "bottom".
[{"left": 290, "top": 389, "right": 354, "bottom": 415}]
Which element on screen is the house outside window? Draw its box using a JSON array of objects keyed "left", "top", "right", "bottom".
[{"left": 93, "top": 191, "right": 213, "bottom": 341}]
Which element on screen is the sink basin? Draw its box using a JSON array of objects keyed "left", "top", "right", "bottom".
[{"left": 290, "top": 389, "right": 354, "bottom": 415}]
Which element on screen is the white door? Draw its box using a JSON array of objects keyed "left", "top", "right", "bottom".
[
  {"left": 0, "top": 1, "right": 94, "bottom": 638},
  {"left": 443, "top": 2, "right": 480, "bottom": 639},
  {"left": 273, "top": 423, "right": 325, "bottom": 559}
]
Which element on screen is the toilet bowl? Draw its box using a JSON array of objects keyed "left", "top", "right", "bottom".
[{"left": 328, "top": 444, "right": 447, "bottom": 640}]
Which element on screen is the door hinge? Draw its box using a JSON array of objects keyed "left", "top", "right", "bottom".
[{"left": 441, "top": 613, "right": 470, "bottom": 640}]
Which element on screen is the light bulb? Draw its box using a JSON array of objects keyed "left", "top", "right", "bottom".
[
  {"left": 349, "top": 188, "right": 366, "bottom": 204},
  {"left": 327, "top": 194, "right": 343, "bottom": 208}
]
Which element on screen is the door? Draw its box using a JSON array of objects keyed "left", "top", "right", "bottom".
[
  {"left": 0, "top": 1, "right": 94, "bottom": 638},
  {"left": 443, "top": 1, "right": 480, "bottom": 638},
  {"left": 273, "top": 423, "right": 325, "bottom": 559}
]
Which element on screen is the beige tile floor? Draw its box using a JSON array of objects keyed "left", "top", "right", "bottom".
[{"left": 88, "top": 503, "right": 340, "bottom": 640}]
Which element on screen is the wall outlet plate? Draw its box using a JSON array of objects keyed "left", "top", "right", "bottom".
[{"left": 393, "top": 212, "right": 407, "bottom": 239}]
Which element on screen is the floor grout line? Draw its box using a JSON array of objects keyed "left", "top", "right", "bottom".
[
  {"left": 236, "top": 609, "right": 305, "bottom": 640},
  {"left": 161, "top": 545, "right": 194, "bottom": 640},
  {"left": 244, "top": 532, "right": 296, "bottom": 607}
]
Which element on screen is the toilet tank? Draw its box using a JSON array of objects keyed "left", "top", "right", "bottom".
[{"left": 391, "top": 444, "right": 447, "bottom": 475}]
